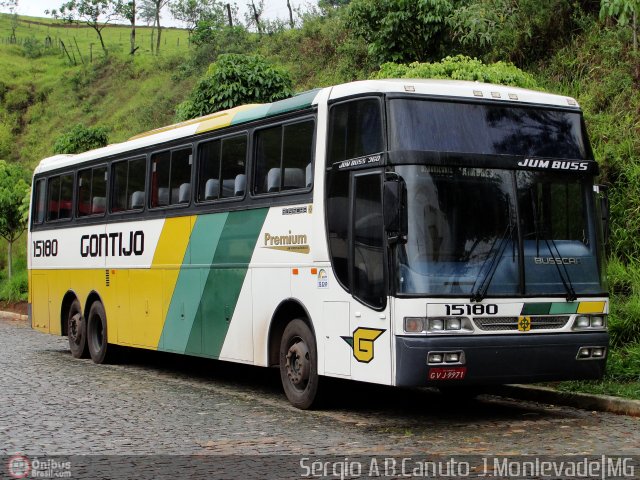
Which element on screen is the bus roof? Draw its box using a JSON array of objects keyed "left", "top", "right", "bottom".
[{"left": 34, "top": 79, "right": 580, "bottom": 175}]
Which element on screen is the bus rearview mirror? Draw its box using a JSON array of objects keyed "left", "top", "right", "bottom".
[{"left": 383, "top": 177, "right": 408, "bottom": 245}]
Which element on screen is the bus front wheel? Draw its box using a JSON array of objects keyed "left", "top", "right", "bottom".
[
  {"left": 67, "top": 299, "right": 88, "bottom": 359},
  {"left": 87, "top": 301, "right": 111, "bottom": 364},
  {"left": 279, "top": 319, "right": 319, "bottom": 409}
]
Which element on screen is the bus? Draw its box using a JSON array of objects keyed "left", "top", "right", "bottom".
[{"left": 28, "top": 79, "right": 609, "bottom": 409}]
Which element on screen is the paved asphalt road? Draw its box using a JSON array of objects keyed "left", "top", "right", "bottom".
[{"left": 1, "top": 318, "right": 639, "bottom": 478}]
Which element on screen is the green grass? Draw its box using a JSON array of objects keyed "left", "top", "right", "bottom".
[
  {"left": 0, "top": 14, "right": 190, "bottom": 60},
  {"left": 0, "top": 14, "right": 196, "bottom": 167}
]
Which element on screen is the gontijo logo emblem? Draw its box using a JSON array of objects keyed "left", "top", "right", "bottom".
[{"left": 342, "top": 328, "right": 385, "bottom": 363}]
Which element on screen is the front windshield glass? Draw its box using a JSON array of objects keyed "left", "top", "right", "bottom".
[
  {"left": 396, "top": 166, "right": 519, "bottom": 296},
  {"left": 388, "top": 98, "right": 591, "bottom": 159},
  {"left": 517, "top": 170, "right": 602, "bottom": 295},
  {"left": 395, "top": 165, "right": 605, "bottom": 296}
]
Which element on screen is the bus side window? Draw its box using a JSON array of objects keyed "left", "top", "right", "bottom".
[
  {"left": 32, "top": 179, "right": 46, "bottom": 225},
  {"left": 253, "top": 119, "right": 314, "bottom": 195},
  {"left": 111, "top": 157, "right": 146, "bottom": 212},
  {"left": 46, "top": 173, "right": 74, "bottom": 222},
  {"left": 328, "top": 99, "right": 383, "bottom": 165},
  {"left": 197, "top": 134, "right": 247, "bottom": 202},
  {"left": 77, "top": 166, "right": 107, "bottom": 217},
  {"left": 151, "top": 148, "right": 192, "bottom": 208}
]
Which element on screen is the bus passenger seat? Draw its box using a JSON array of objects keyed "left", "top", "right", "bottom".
[
  {"left": 92, "top": 196, "right": 106, "bottom": 214},
  {"left": 178, "top": 183, "right": 191, "bottom": 204},
  {"left": 222, "top": 179, "right": 235, "bottom": 198},
  {"left": 234, "top": 174, "right": 246, "bottom": 196},
  {"left": 267, "top": 168, "right": 281, "bottom": 192},
  {"left": 158, "top": 187, "right": 170, "bottom": 206},
  {"left": 130, "top": 191, "right": 144, "bottom": 209},
  {"left": 204, "top": 179, "right": 219, "bottom": 200},
  {"left": 305, "top": 163, "right": 313, "bottom": 187},
  {"left": 283, "top": 168, "right": 304, "bottom": 189}
]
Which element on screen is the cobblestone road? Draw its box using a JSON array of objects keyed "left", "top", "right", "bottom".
[{"left": 1, "top": 318, "right": 639, "bottom": 476}]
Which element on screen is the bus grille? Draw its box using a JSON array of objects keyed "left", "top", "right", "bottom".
[{"left": 473, "top": 316, "right": 570, "bottom": 331}]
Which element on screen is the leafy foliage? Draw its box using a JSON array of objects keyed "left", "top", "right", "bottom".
[
  {"left": 600, "top": 0, "right": 639, "bottom": 27},
  {"left": 347, "top": 0, "right": 453, "bottom": 63},
  {"left": 53, "top": 124, "right": 109, "bottom": 154},
  {"left": 0, "top": 160, "right": 30, "bottom": 278},
  {"left": 446, "top": 0, "right": 579, "bottom": 65},
  {"left": 0, "top": 268, "right": 27, "bottom": 302},
  {"left": 175, "top": 53, "right": 293, "bottom": 121},
  {"left": 170, "top": 0, "right": 229, "bottom": 33},
  {"left": 47, "top": 0, "right": 126, "bottom": 53},
  {"left": 374, "top": 55, "right": 538, "bottom": 88}
]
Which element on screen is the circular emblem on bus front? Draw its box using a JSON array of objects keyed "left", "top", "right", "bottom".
[
  {"left": 518, "top": 316, "right": 531, "bottom": 332},
  {"left": 7, "top": 454, "right": 31, "bottom": 479}
]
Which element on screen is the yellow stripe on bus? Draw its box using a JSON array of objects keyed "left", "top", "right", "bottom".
[{"left": 577, "top": 301, "right": 606, "bottom": 314}]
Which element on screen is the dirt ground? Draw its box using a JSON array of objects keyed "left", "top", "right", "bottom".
[{"left": 0, "top": 301, "right": 28, "bottom": 315}]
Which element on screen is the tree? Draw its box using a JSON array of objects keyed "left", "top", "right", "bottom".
[
  {"left": 0, "top": 161, "right": 30, "bottom": 279},
  {"left": 601, "top": 0, "right": 639, "bottom": 52},
  {"left": 47, "top": 0, "right": 124, "bottom": 54},
  {"left": 245, "top": 0, "right": 263, "bottom": 34},
  {"left": 149, "top": 0, "right": 171, "bottom": 54},
  {"left": 119, "top": 0, "right": 138, "bottom": 55},
  {"left": 347, "top": 0, "right": 453, "bottom": 64},
  {"left": 53, "top": 124, "right": 109, "bottom": 154},
  {"left": 170, "top": 0, "right": 226, "bottom": 35},
  {"left": 175, "top": 53, "right": 293, "bottom": 121}
]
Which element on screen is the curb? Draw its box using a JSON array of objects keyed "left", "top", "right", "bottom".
[
  {"left": 494, "top": 384, "right": 640, "bottom": 418},
  {"left": 0, "top": 310, "right": 28, "bottom": 322}
]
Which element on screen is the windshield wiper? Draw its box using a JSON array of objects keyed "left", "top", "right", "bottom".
[
  {"left": 544, "top": 237, "right": 577, "bottom": 301},
  {"left": 470, "top": 221, "right": 515, "bottom": 302},
  {"left": 529, "top": 187, "right": 577, "bottom": 301}
]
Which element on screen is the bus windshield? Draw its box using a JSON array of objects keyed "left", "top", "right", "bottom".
[
  {"left": 388, "top": 98, "right": 591, "bottom": 159},
  {"left": 395, "top": 165, "right": 605, "bottom": 297}
]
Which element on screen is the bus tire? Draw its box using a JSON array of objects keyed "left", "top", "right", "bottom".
[
  {"left": 67, "top": 299, "right": 88, "bottom": 359},
  {"left": 279, "top": 319, "right": 320, "bottom": 410},
  {"left": 87, "top": 301, "right": 111, "bottom": 364}
]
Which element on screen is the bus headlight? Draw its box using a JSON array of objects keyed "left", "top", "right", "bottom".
[
  {"left": 572, "top": 314, "right": 607, "bottom": 330},
  {"left": 575, "top": 316, "right": 590, "bottom": 328},
  {"left": 427, "top": 317, "right": 473, "bottom": 333},
  {"left": 429, "top": 318, "right": 444, "bottom": 331}
]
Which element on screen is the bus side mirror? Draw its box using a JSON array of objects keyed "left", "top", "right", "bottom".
[
  {"left": 595, "top": 184, "right": 610, "bottom": 248},
  {"left": 383, "top": 176, "right": 407, "bottom": 245}
]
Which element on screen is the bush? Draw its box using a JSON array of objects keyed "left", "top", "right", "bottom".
[
  {"left": 53, "top": 124, "right": 109, "bottom": 154},
  {"left": 22, "top": 37, "right": 45, "bottom": 59},
  {"left": 347, "top": 0, "right": 453, "bottom": 64},
  {"left": 0, "top": 269, "right": 27, "bottom": 303},
  {"left": 374, "top": 55, "right": 538, "bottom": 88},
  {"left": 446, "top": 0, "right": 579, "bottom": 66},
  {"left": 175, "top": 54, "right": 293, "bottom": 121}
]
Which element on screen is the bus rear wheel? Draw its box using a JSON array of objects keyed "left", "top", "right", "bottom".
[
  {"left": 87, "top": 301, "right": 111, "bottom": 364},
  {"left": 279, "top": 319, "right": 319, "bottom": 410},
  {"left": 67, "top": 299, "right": 88, "bottom": 359}
]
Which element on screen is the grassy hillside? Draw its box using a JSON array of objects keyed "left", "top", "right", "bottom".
[{"left": 0, "top": 13, "right": 194, "bottom": 168}]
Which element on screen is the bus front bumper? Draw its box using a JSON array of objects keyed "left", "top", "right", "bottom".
[{"left": 395, "top": 332, "right": 608, "bottom": 387}]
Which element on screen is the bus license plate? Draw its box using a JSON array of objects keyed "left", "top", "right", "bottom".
[{"left": 428, "top": 367, "right": 467, "bottom": 380}]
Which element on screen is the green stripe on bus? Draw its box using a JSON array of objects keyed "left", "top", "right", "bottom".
[
  {"left": 184, "top": 208, "right": 268, "bottom": 358},
  {"left": 159, "top": 213, "right": 228, "bottom": 353},
  {"left": 549, "top": 302, "right": 579, "bottom": 314},
  {"left": 520, "top": 303, "right": 552, "bottom": 315},
  {"left": 231, "top": 104, "right": 271, "bottom": 126},
  {"left": 266, "top": 89, "right": 320, "bottom": 117}
]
